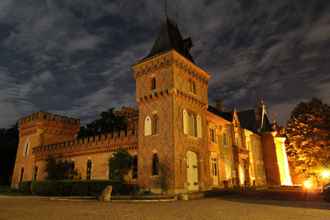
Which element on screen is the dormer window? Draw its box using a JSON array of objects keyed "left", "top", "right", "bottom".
[{"left": 151, "top": 77, "right": 156, "bottom": 91}]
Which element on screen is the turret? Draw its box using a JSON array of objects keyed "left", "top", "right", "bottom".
[{"left": 11, "top": 112, "right": 80, "bottom": 188}]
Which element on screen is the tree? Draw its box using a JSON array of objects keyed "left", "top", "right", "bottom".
[
  {"left": 45, "top": 156, "right": 78, "bottom": 180},
  {"left": 286, "top": 98, "right": 330, "bottom": 179},
  {"left": 108, "top": 149, "right": 133, "bottom": 182},
  {"left": 78, "top": 108, "right": 128, "bottom": 138},
  {"left": 0, "top": 124, "right": 19, "bottom": 185}
]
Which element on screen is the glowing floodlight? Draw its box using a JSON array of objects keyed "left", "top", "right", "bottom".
[
  {"left": 320, "top": 170, "right": 330, "bottom": 179},
  {"left": 303, "top": 179, "right": 313, "bottom": 190}
]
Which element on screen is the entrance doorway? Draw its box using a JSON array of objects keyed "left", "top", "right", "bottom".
[
  {"left": 186, "top": 151, "right": 199, "bottom": 191},
  {"left": 211, "top": 156, "right": 219, "bottom": 186}
]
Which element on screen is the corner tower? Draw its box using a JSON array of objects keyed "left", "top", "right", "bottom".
[
  {"left": 11, "top": 112, "right": 80, "bottom": 188},
  {"left": 132, "top": 18, "right": 211, "bottom": 193}
]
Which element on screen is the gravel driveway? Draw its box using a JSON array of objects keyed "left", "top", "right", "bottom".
[{"left": 0, "top": 196, "right": 329, "bottom": 220}]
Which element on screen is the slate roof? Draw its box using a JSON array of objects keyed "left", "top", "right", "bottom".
[
  {"left": 237, "top": 110, "right": 259, "bottom": 133},
  {"left": 207, "top": 106, "right": 233, "bottom": 122},
  {"left": 144, "top": 18, "right": 194, "bottom": 62},
  {"left": 208, "top": 106, "right": 274, "bottom": 133}
]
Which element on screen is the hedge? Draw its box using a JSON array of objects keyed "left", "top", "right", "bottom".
[
  {"left": 18, "top": 181, "right": 32, "bottom": 194},
  {"left": 29, "top": 180, "right": 138, "bottom": 197}
]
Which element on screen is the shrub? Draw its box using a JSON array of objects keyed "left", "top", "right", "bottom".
[
  {"left": 18, "top": 181, "right": 32, "bottom": 194},
  {"left": 31, "top": 180, "right": 138, "bottom": 196},
  {"left": 324, "top": 189, "right": 330, "bottom": 202}
]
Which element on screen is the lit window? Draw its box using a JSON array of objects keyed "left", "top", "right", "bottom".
[
  {"left": 211, "top": 158, "right": 218, "bottom": 177},
  {"left": 86, "top": 160, "right": 92, "bottom": 180},
  {"left": 144, "top": 116, "right": 152, "bottom": 136},
  {"left": 151, "top": 77, "right": 156, "bottom": 90},
  {"left": 189, "top": 80, "right": 197, "bottom": 94},
  {"left": 196, "top": 115, "right": 202, "bottom": 138},
  {"left": 23, "top": 142, "right": 30, "bottom": 158},
  {"left": 183, "top": 109, "right": 201, "bottom": 138},
  {"left": 152, "top": 154, "right": 159, "bottom": 176}
]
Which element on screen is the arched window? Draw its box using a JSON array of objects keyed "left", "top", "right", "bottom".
[
  {"left": 23, "top": 141, "right": 30, "bottom": 158},
  {"left": 189, "top": 80, "right": 197, "bottom": 94},
  {"left": 144, "top": 116, "right": 152, "bottom": 136},
  {"left": 19, "top": 167, "right": 24, "bottom": 184},
  {"left": 183, "top": 109, "right": 189, "bottom": 135},
  {"left": 183, "top": 110, "right": 202, "bottom": 138},
  {"left": 152, "top": 154, "right": 159, "bottom": 176},
  {"left": 223, "top": 133, "right": 228, "bottom": 146},
  {"left": 188, "top": 113, "right": 196, "bottom": 136},
  {"left": 151, "top": 77, "right": 156, "bottom": 90},
  {"left": 152, "top": 114, "right": 159, "bottom": 135},
  {"left": 86, "top": 160, "right": 92, "bottom": 180},
  {"left": 33, "top": 166, "right": 38, "bottom": 181},
  {"left": 197, "top": 115, "right": 202, "bottom": 138},
  {"left": 132, "top": 155, "right": 138, "bottom": 179}
]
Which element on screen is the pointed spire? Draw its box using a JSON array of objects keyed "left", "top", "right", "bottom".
[{"left": 143, "top": 16, "right": 194, "bottom": 62}]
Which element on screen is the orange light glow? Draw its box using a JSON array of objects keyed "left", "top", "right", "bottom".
[
  {"left": 303, "top": 180, "right": 313, "bottom": 190},
  {"left": 320, "top": 170, "right": 330, "bottom": 179}
]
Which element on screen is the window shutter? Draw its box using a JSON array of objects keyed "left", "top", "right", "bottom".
[
  {"left": 183, "top": 110, "right": 189, "bottom": 135},
  {"left": 197, "top": 115, "right": 202, "bottom": 138},
  {"left": 144, "top": 116, "right": 152, "bottom": 136}
]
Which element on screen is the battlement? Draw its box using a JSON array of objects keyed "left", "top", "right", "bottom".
[
  {"left": 32, "top": 129, "right": 138, "bottom": 159},
  {"left": 19, "top": 112, "right": 80, "bottom": 126}
]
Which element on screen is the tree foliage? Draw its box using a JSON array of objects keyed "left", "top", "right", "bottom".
[
  {"left": 0, "top": 124, "right": 19, "bottom": 185},
  {"left": 45, "top": 156, "right": 78, "bottom": 180},
  {"left": 109, "top": 149, "right": 133, "bottom": 182},
  {"left": 78, "top": 108, "right": 128, "bottom": 138},
  {"left": 286, "top": 98, "right": 330, "bottom": 177}
]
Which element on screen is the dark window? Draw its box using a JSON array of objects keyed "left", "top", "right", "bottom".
[
  {"left": 210, "top": 128, "right": 216, "bottom": 143},
  {"left": 152, "top": 114, "right": 159, "bottom": 135},
  {"left": 151, "top": 77, "right": 156, "bottom": 90},
  {"left": 86, "top": 160, "right": 92, "bottom": 180},
  {"left": 152, "top": 154, "right": 159, "bottom": 176},
  {"left": 19, "top": 168, "right": 24, "bottom": 183},
  {"left": 33, "top": 167, "right": 38, "bottom": 181},
  {"left": 132, "top": 156, "right": 138, "bottom": 179}
]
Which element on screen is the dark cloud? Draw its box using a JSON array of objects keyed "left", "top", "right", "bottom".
[{"left": 0, "top": 0, "right": 329, "bottom": 127}]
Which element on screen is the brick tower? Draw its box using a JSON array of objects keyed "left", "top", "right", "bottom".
[
  {"left": 133, "top": 18, "right": 211, "bottom": 193},
  {"left": 11, "top": 112, "right": 80, "bottom": 188}
]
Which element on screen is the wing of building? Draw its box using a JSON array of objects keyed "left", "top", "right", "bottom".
[{"left": 11, "top": 17, "right": 292, "bottom": 192}]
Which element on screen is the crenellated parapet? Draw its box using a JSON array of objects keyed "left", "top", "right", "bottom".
[
  {"left": 33, "top": 129, "right": 138, "bottom": 160},
  {"left": 20, "top": 112, "right": 80, "bottom": 126},
  {"left": 133, "top": 50, "right": 210, "bottom": 83},
  {"left": 18, "top": 112, "right": 80, "bottom": 143}
]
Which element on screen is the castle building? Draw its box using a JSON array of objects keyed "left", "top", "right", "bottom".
[{"left": 11, "top": 18, "right": 292, "bottom": 193}]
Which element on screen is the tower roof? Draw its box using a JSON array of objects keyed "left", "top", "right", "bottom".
[{"left": 144, "top": 18, "right": 194, "bottom": 62}]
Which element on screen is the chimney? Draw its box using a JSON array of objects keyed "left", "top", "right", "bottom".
[{"left": 215, "top": 99, "right": 225, "bottom": 112}]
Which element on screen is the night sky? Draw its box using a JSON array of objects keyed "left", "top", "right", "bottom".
[{"left": 0, "top": 0, "right": 329, "bottom": 128}]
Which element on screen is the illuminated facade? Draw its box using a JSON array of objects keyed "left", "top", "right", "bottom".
[{"left": 11, "top": 18, "right": 292, "bottom": 192}]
